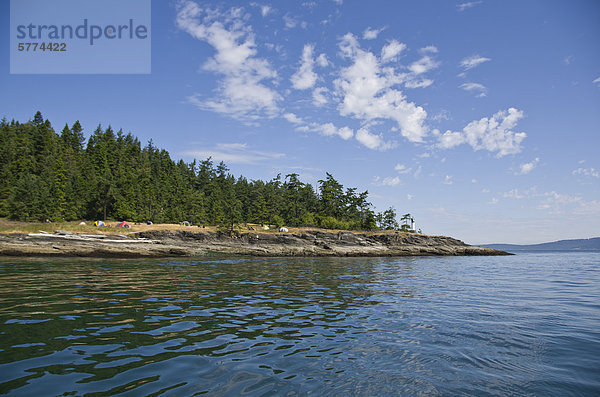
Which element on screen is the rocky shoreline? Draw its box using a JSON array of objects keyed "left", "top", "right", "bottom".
[{"left": 0, "top": 230, "right": 510, "bottom": 258}]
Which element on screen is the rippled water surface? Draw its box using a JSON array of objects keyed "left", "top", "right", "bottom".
[{"left": 1, "top": 253, "right": 599, "bottom": 396}]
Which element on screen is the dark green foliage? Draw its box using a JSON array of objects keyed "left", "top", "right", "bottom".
[
  {"left": 0, "top": 112, "right": 405, "bottom": 230},
  {"left": 377, "top": 207, "right": 400, "bottom": 230}
]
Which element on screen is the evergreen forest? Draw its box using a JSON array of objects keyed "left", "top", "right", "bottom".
[{"left": 0, "top": 112, "right": 403, "bottom": 230}]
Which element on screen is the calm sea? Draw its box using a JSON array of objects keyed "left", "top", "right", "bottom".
[{"left": 0, "top": 253, "right": 599, "bottom": 396}]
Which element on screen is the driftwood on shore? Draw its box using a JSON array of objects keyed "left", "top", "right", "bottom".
[
  {"left": 27, "top": 232, "right": 157, "bottom": 244},
  {"left": 0, "top": 230, "right": 511, "bottom": 258}
]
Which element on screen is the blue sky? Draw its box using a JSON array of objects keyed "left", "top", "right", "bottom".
[{"left": 1, "top": 0, "right": 599, "bottom": 244}]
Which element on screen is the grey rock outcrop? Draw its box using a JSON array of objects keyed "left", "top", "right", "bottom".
[{"left": 0, "top": 230, "right": 510, "bottom": 258}]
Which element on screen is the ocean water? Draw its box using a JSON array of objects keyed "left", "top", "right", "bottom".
[{"left": 0, "top": 252, "right": 598, "bottom": 396}]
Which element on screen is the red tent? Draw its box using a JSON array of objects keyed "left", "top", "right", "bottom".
[{"left": 116, "top": 221, "right": 131, "bottom": 228}]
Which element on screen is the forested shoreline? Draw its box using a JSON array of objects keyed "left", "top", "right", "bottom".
[{"left": 0, "top": 112, "right": 404, "bottom": 230}]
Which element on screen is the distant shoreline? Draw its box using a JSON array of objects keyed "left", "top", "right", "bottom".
[{"left": 482, "top": 237, "right": 600, "bottom": 252}]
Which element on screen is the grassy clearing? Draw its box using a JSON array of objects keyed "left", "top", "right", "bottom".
[
  {"left": 0, "top": 218, "right": 214, "bottom": 235},
  {"left": 0, "top": 218, "right": 410, "bottom": 236}
]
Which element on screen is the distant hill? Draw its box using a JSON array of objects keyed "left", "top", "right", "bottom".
[{"left": 482, "top": 237, "right": 600, "bottom": 252}]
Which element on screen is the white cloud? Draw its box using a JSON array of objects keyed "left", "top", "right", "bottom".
[
  {"left": 283, "top": 111, "right": 354, "bottom": 141},
  {"left": 363, "top": 26, "right": 385, "bottom": 40},
  {"left": 291, "top": 44, "right": 318, "bottom": 90},
  {"left": 457, "top": 1, "right": 482, "bottom": 11},
  {"left": 517, "top": 157, "right": 540, "bottom": 175},
  {"left": 503, "top": 189, "right": 524, "bottom": 199},
  {"left": 291, "top": 45, "right": 328, "bottom": 91},
  {"left": 419, "top": 45, "right": 438, "bottom": 54},
  {"left": 355, "top": 128, "right": 397, "bottom": 150},
  {"left": 185, "top": 142, "right": 284, "bottom": 164},
  {"left": 283, "top": 112, "right": 304, "bottom": 124},
  {"left": 488, "top": 197, "right": 499, "bottom": 205},
  {"left": 593, "top": 77, "right": 600, "bottom": 86},
  {"left": 443, "top": 175, "right": 453, "bottom": 185},
  {"left": 334, "top": 33, "right": 429, "bottom": 142},
  {"left": 413, "top": 165, "right": 422, "bottom": 178},
  {"left": 460, "top": 54, "right": 491, "bottom": 70},
  {"left": 216, "top": 142, "right": 247, "bottom": 151},
  {"left": 537, "top": 191, "right": 582, "bottom": 212},
  {"left": 381, "top": 40, "right": 407, "bottom": 63},
  {"left": 176, "top": 2, "right": 280, "bottom": 120},
  {"left": 407, "top": 194, "right": 413, "bottom": 200},
  {"left": 487, "top": 187, "right": 600, "bottom": 219},
  {"left": 409, "top": 55, "right": 439, "bottom": 75},
  {"left": 437, "top": 108, "right": 527, "bottom": 157},
  {"left": 573, "top": 167, "right": 600, "bottom": 178},
  {"left": 431, "top": 111, "right": 450, "bottom": 124},
  {"left": 563, "top": 55, "right": 573, "bottom": 65},
  {"left": 250, "top": 3, "right": 273, "bottom": 17},
  {"left": 496, "top": 187, "right": 599, "bottom": 215},
  {"left": 460, "top": 82, "right": 487, "bottom": 97},
  {"left": 394, "top": 164, "right": 411, "bottom": 174},
  {"left": 405, "top": 79, "right": 433, "bottom": 89},
  {"left": 373, "top": 176, "right": 402, "bottom": 186},
  {"left": 572, "top": 200, "right": 600, "bottom": 215},
  {"left": 312, "top": 87, "right": 329, "bottom": 106},
  {"left": 438, "top": 130, "right": 466, "bottom": 149},
  {"left": 291, "top": 119, "right": 354, "bottom": 140},
  {"left": 316, "top": 53, "right": 329, "bottom": 67},
  {"left": 315, "top": 123, "right": 354, "bottom": 140},
  {"left": 283, "top": 14, "right": 299, "bottom": 29}
]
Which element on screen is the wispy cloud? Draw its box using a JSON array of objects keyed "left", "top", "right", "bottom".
[
  {"left": 283, "top": 112, "right": 304, "bottom": 124},
  {"left": 497, "top": 187, "right": 600, "bottom": 216},
  {"left": 419, "top": 45, "right": 438, "bottom": 54},
  {"left": 312, "top": 86, "right": 329, "bottom": 106},
  {"left": 503, "top": 188, "right": 525, "bottom": 199},
  {"left": 460, "top": 82, "right": 487, "bottom": 97},
  {"left": 176, "top": 2, "right": 281, "bottom": 121},
  {"left": 593, "top": 77, "right": 600, "bottom": 87},
  {"left": 283, "top": 13, "right": 302, "bottom": 29},
  {"left": 381, "top": 40, "right": 407, "bottom": 63},
  {"left": 537, "top": 191, "right": 584, "bottom": 213},
  {"left": 409, "top": 55, "right": 440, "bottom": 75},
  {"left": 355, "top": 127, "right": 397, "bottom": 150},
  {"left": 363, "top": 26, "right": 385, "bottom": 40},
  {"left": 460, "top": 54, "right": 491, "bottom": 70},
  {"left": 291, "top": 44, "right": 319, "bottom": 90},
  {"left": 516, "top": 157, "right": 540, "bottom": 175},
  {"left": 394, "top": 164, "right": 411, "bottom": 174},
  {"left": 250, "top": 2, "right": 273, "bottom": 17},
  {"left": 184, "top": 143, "right": 284, "bottom": 164},
  {"left": 373, "top": 176, "right": 402, "bottom": 186},
  {"left": 457, "top": 1, "right": 482, "bottom": 12},
  {"left": 563, "top": 55, "right": 574, "bottom": 65},
  {"left": 284, "top": 113, "right": 354, "bottom": 141},
  {"left": 443, "top": 175, "right": 453, "bottom": 185},
  {"left": 573, "top": 167, "right": 600, "bottom": 178}
]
